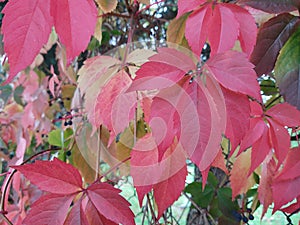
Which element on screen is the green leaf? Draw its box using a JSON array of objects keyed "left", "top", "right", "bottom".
[
  {"left": 217, "top": 187, "right": 240, "bottom": 222},
  {"left": 48, "top": 128, "right": 73, "bottom": 148},
  {"left": 13, "top": 85, "right": 24, "bottom": 105},
  {"left": 184, "top": 182, "right": 214, "bottom": 208},
  {"left": 274, "top": 25, "right": 300, "bottom": 109},
  {"left": 260, "top": 79, "right": 278, "bottom": 96}
]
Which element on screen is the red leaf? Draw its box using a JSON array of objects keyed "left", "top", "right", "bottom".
[
  {"left": 222, "top": 87, "right": 250, "bottom": 151},
  {"left": 185, "top": 75, "right": 226, "bottom": 171},
  {"left": 185, "top": 3, "right": 239, "bottom": 56},
  {"left": 64, "top": 199, "right": 89, "bottom": 225},
  {"left": 266, "top": 103, "right": 300, "bottom": 127},
  {"left": 272, "top": 177, "right": 300, "bottom": 212},
  {"left": 274, "top": 147, "right": 300, "bottom": 182},
  {"left": 204, "top": 51, "right": 261, "bottom": 100},
  {"left": 281, "top": 197, "right": 300, "bottom": 213},
  {"left": 131, "top": 134, "right": 159, "bottom": 204},
  {"left": 2, "top": 0, "right": 53, "bottom": 82},
  {"left": 177, "top": 0, "right": 206, "bottom": 18},
  {"left": 87, "top": 183, "right": 135, "bottom": 225},
  {"left": 153, "top": 140, "right": 187, "bottom": 218},
  {"left": 93, "top": 70, "right": 136, "bottom": 140},
  {"left": 258, "top": 159, "right": 276, "bottom": 217},
  {"left": 50, "top": 0, "right": 97, "bottom": 63},
  {"left": 129, "top": 47, "right": 195, "bottom": 92},
  {"left": 267, "top": 118, "right": 290, "bottom": 164},
  {"left": 11, "top": 158, "right": 83, "bottom": 195},
  {"left": 23, "top": 194, "right": 74, "bottom": 225},
  {"left": 250, "top": 13, "right": 299, "bottom": 76},
  {"left": 226, "top": 4, "right": 257, "bottom": 56},
  {"left": 249, "top": 124, "right": 271, "bottom": 175},
  {"left": 85, "top": 200, "right": 117, "bottom": 225}
]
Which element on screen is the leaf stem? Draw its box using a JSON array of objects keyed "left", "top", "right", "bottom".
[{"left": 146, "top": 193, "right": 158, "bottom": 224}]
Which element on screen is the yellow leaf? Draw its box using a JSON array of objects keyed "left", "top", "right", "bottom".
[
  {"left": 96, "top": 0, "right": 118, "bottom": 13},
  {"left": 94, "top": 8, "right": 103, "bottom": 42},
  {"left": 167, "top": 14, "right": 188, "bottom": 45}
]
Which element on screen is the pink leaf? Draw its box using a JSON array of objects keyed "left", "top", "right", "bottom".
[
  {"left": 87, "top": 183, "right": 135, "bottom": 225},
  {"left": 93, "top": 70, "right": 136, "bottom": 139},
  {"left": 85, "top": 200, "right": 118, "bottom": 225},
  {"left": 64, "top": 199, "right": 89, "bottom": 225},
  {"left": 185, "top": 3, "right": 239, "bottom": 56},
  {"left": 267, "top": 103, "right": 300, "bottom": 127},
  {"left": 222, "top": 87, "right": 250, "bottom": 151},
  {"left": 177, "top": 0, "right": 207, "bottom": 18},
  {"left": 249, "top": 125, "right": 271, "bottom": 175},
  {"left": 258, "top": 159, "right": 276, "bottom": 217},
  {"left": 11, "top": 158, "right": 83, "bottom": 194},
  {"left": 226, "top": 4, "right": 257, "bottom": 56},
  {"left": 129, "top": 48, "right": 195, "bottom": 92},
  {"left": 204, "top": 51, "right": 261, "bottom": 100},
  {"left": 153, "top": 140, "right": 187, "bottom": 218},
  {"left": 23, "top": 194, "right": 74, "bottom": 225},
  {"left": 50, "top": 0, "right": 97, "bottom": 63},
  {"left": 267, "top": 118, "right": 290, "bottom": 164},
  {"left": 185, "top": 75, "right": 226, "bottom": 171},
  {"left": 2, "top": 0, "right": 53, "bottom": 82}
]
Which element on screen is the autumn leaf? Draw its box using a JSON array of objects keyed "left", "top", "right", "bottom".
[
  {"left": 64, "top": 199, "right": 89, "bottom": 225},
  {"left": 250, "top": 13, "right": 299, "bottom": 77},
  {"left": 22, "top": 194, "right": 75, "bottom": 225},
  {"left": 87, "top": 183, "right": 135, "bottom": 225},
  {"left": 167, "top": 14, "right": 189, "bottom": 46},
  {"left": 272, "top": 147, "right": 300, "bottom": 212},
  {"left": 267, "top": 103, "right": 300, "bottom": 127},
  {"left": 182, "top": 2, "right": 256, "bottom": 56},
  {"left": 239, "top": 0, "right": 300, "bottom": 13},
  {"left": 12, "top": 158, "right": 83, "bottom": 195},
  {"left": 50, "top": 0, "right": 98, "bottom": 63},
  {"left": 230, "top": 150, "right": 255, "bottom": 198},
  {"left": 222, "top": 87, "right": 250, "bottom": 151},
  {"left": 2, "top": 0, "right": 53, "bottom": 83},
  {"left": 96, "top": 0, "right": 118, "bottom": 13},
  {"left": 204, "top": 51, "right": 261, "bottom": 100},
  {"left": 177, "top": 0, "right": 207, "bottom": 17},
  {"left": 129, "top": 47, "right": 196, "bottom": 92},
  {"left": 258, "top": 159, "right": 277, "bottom": 217}
]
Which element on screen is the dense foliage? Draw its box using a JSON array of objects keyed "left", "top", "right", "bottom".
[{"left": 0, "top": 0, "right": 299, "bottom": 224}]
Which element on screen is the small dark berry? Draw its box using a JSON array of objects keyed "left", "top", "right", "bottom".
[
  {"left": 248, "top": 214, "right": 254, "bottom": 220},
  {"left": 66, "top": 151, "right": 71, "bottom": 156},
  {"left": 68, "top": 120, "right": 73, "bottom": 126},
  {"left": 64, "top": 121, "right": 68, "bottom": 126},
  {"left": 242, "top": 216, "right": 248, "bottom": 223}
]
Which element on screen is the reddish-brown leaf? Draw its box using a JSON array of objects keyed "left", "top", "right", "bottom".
[
  {"left": 23, "top": 194, "right": 75, "bottom": 225},
  {"left": 250, "top": 13, "right": 299, "bottom": 76},
  {"left": 2, "top": 0, "right": 53, "bottom": 83},
  {"left": 87, "top": 183, "right": 135, "bottom": 225},
  {"left": 11, "top": 158, "right": 83, "bottom": 195},
  {"left": 239, "top": 0, "right": 300, "bottom": 13}
]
